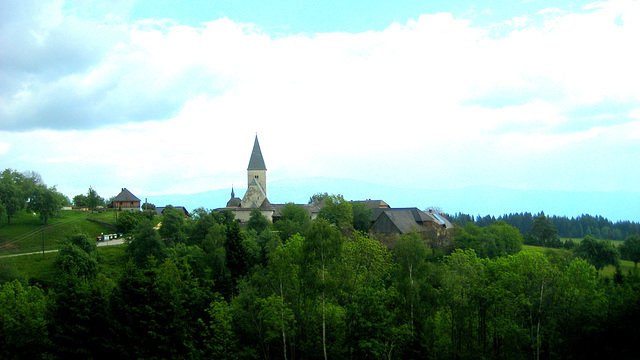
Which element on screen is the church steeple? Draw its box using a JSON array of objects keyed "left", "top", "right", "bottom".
[
  {"left": 243, "top": 135, "right": 268, "bottom": 208},
  {"left": 247, "top": 135, "right": 267, "bottom": 170}
]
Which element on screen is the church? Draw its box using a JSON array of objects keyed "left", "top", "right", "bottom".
[
  {"left": 220, "top": 135, "right": 452, "bottom": 234},
  {"left": 223, "top": 135, "right": 278, "bottom": 222}
]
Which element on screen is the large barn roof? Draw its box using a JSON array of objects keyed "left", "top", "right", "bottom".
[{"left": 113, "top": 188, "right": 140, "bottom": 202}]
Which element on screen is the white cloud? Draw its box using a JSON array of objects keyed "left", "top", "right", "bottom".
[
  {"left": 1, "top": 0, "right": 640, "bottom": 196},
  {"left": 0, "top": 142, "right": 9, "bottom": 154}
]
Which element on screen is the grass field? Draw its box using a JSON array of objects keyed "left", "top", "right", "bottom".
[
  {"left": 0, "top": 243, "right": 129, "bottom": 286},
  {"left": 523, "top": 244, "right": 636, "bottom": 276},
  {"left": 0, "top": 210, "right": 115, "bottom": 255}
]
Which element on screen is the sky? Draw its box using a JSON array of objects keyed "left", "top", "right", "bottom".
[{"left": 1, "top": 0, "right": 639, "bottom": 209}]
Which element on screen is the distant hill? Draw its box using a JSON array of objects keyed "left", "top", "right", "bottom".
[{"left": 142, "top": 177, "right": 640, "bottom": 222}]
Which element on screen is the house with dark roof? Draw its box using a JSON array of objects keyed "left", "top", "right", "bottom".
[
  {"left": 110, "top": 188, "right": 141, "bottom": 211},
  {"left": 155, "top": 206, "right": 190, "bottom": 216},
  {"left": 370, "top": 207, "right": 453, "bottom": 235}
]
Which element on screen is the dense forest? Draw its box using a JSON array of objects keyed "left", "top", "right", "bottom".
[
  {"left": 449, "top": 212, "right": 640, "bottom": 241},
  {"left": 2, "top": 198, "right": 640, "bottom": 360}
]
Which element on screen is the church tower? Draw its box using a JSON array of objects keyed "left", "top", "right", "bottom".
[
  {"left": 247, "top": 135, "right": 267, "bottom": 194},
  {"left": 241, "top": 135, "right": 268, "bottom": 208}
]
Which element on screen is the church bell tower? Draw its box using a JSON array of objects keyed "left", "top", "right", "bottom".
[{"left": 247, "top": 135, "right": 267, "bottom": 194}]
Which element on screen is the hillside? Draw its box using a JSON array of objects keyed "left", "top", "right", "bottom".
[{"left": 0, "top": 210, "right": 115, "bottom": 255}]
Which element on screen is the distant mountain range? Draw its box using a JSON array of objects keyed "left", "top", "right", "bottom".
[{"left": 142, "top": 177, "right": 640, "bottom": 222}]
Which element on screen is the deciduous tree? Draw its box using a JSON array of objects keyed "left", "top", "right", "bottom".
[
  {"left": 574, "top": 236, "right": 620, "bottom": 271},
  {"left": 620, "top": 235, "right": 640, "bottom": 268}
]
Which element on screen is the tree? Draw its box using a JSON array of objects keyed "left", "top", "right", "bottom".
[
  {"left": 0, "top": 169, "right": 26, "bottom": 224},
  {"left": 620, "top": 235, "right": 640, "bottom": 269},
  {"left": 225, "top": 220, "right": 250, "bottom": 281},
  {"left": 203, "top": 295, "right": 238, "bottom": 359},
  {"left": 574, "top": 236, "right": 620, "bottom": 272},
  {"left": 127, "top": 219, "right": 165, "bottom": 267},
  {"left": 309, "top": 192, "right": 329, "bottom": 204},
  {"left": 318, "top": 194, "right": 353, "bottom": 229},
  {"left": 0, "top": 280, "right": 50, "bottom": 359},
  {"left": 54, "top": 242, "right": 99, "bottom": 278},
  {"left": 247, "top": 208, "right": 270, "bottom": 234},
  {"left": 110, "top": 260, "right": 211, "bottom": 359},
  {"left": 73, "top": 194, "right": 88, "bottom": 207},
  {"left": 86, "top": 186, "right": 104, "bottom": 212},
  {"left": 393, "top": 232, "right": 431, "bottom": 336},
  {"left": 27, "top": 185, "right": 62, "bottom": 224},
  {"left": 49, "top": 275, "right": 116, "bottom": 358},
  {"left": 274, "top": 203, "right": 310, "bottom": 241},
  {"left": 141, "top": 202, "right": 156, "bottom": 210},
  {"left": 158, "top": 205, "right": 186, "bottom": 245},
  {"left": 302, "top": 219, "right": 344, "bottom": 360},
  {"left": 116, "top": 210, "right": 143, "bottom": 234},
  {"left": 351, "top": 202, "right": 372, "bottom": 232},
  {"left": 526, "top": 213, "right": 560, "bottom": 247}
]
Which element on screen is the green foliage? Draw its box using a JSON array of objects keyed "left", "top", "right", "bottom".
[
  {"left": 72, "top": 193, "right": 88, "bottom": 207},
  {"left": 49, "top": 275, "right": 116, "bottom": 358},
  {"left": 0, "top": 280, "right": 49, "bottom": 359},
  {"left": 86, "top": 186, "right": 104, "bottom": 212},
  {"left": 214, "top": 209, "right": 236, "bottom": 227},
  {"left": 574, "top": 236, "right": 620, "bottom": 271},
  {"left": 203, "top": 295, "right": 238, "bottom": 359},
  {"left": 3, "top": 195, "right": 640, "bottom": 359},
  {"left": 274, "top": 203, "right": 310, "bottom": 241},
  {"left": 620, "top": 235, "right": 640, "bottom": 267},
  {"left": 110, "top": 260, "right": 212, "bottom": 359},
  {"left": 225, "top": 220, "right": 250, "bottom": 281},
  {"left": 27, "top": 185, "right": 64, "bottom": 224},
  {"left": 351, "top": 201, "right": 372, "bottom": 232},
  {"left": 54, "top": 243, "right": 99, "bottom": 278},
  {"left": 68, "top": 233, "right": 96, "bottom": 254},
  {"left": 141, "top": 202, "right": 156, "bottom": 210},
  {"left": 454, "top": 221, "right": 523, "bottom": 258},
  {"left": 317, "top": 194, "right": 353, "bottom": 229},
  {"left": 127, "top": 219, "right": 165, "bottom": 267},
  {"left": 116, "top": 209, "right": 143, "bottom": 234},
  {"left": 0, "top": 169, "right": 27, "bottom": 224},
  {"left": 158, "top": 205, "right": 187, "bottom": 245},
  {"left": 526, "top": 213, "right": 561, "bottom": 247},
  {"left": 247, "top": 208, "right": 270, "bottom": 234},
  {"left": 309, "top": 192, "right": 329, "bottom": 204}
]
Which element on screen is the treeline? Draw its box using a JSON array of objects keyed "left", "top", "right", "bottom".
[
  {"left": 449, "top": 211, "right": 640, "bottom": 241},
  {"left": 0, "top": 169, "right": 70, "bottom": 225},
  {"left": 2, "top": 199, "right": 640, "bottom": 359}
]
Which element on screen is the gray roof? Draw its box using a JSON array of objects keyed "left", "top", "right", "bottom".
[
  {"left": 350, "top": 199, "right": 390, "bottom": 210},
  {"left": 247, "top": 135, "right": 267, "bottom": 170},
  {"left": 260, "top": 198, "right": 275, "bottom": 210},
  {"left": 113, "top": 188, "right": 140, "bottom": 202},
  {"left": 371, "top": 207, "right": 451, "bottom": 230},
  {"left": 381, "top": 210, "right": 423, "bottom": 234}
]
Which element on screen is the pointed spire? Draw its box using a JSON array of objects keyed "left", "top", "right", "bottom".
[
  {"left": 247, "top": 135, "right": 267, "bottom": 170},
  {"left": 231, "top": 185, "right": 235, "bottom": 198}
]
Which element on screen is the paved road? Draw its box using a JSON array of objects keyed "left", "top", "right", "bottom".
[{"left": 0, "top": 238, "right": 126, "bottom": 258}]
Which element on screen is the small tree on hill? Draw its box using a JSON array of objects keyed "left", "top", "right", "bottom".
[
  {"left": 573, "top": 236, "right": 620, "bottom": 272},
  {"left": 526, "top": 213, "right": 561, "bottom": 248},
  {"left": 620, "top": 235, "right": 640, "bottom": 269}
]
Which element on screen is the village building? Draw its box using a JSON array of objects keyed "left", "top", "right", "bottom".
[
  {"left": 221, "top": 136, "right": 452, "bottom": 235},
  {"left": 110, "top": 188, "right": 141, "bottom": 211},
  {"left": 222, "top": 136, "right": 276, "bottom": 222},
  {"left": 155, "top": 206, "right": 190, "bottom": 217}
]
